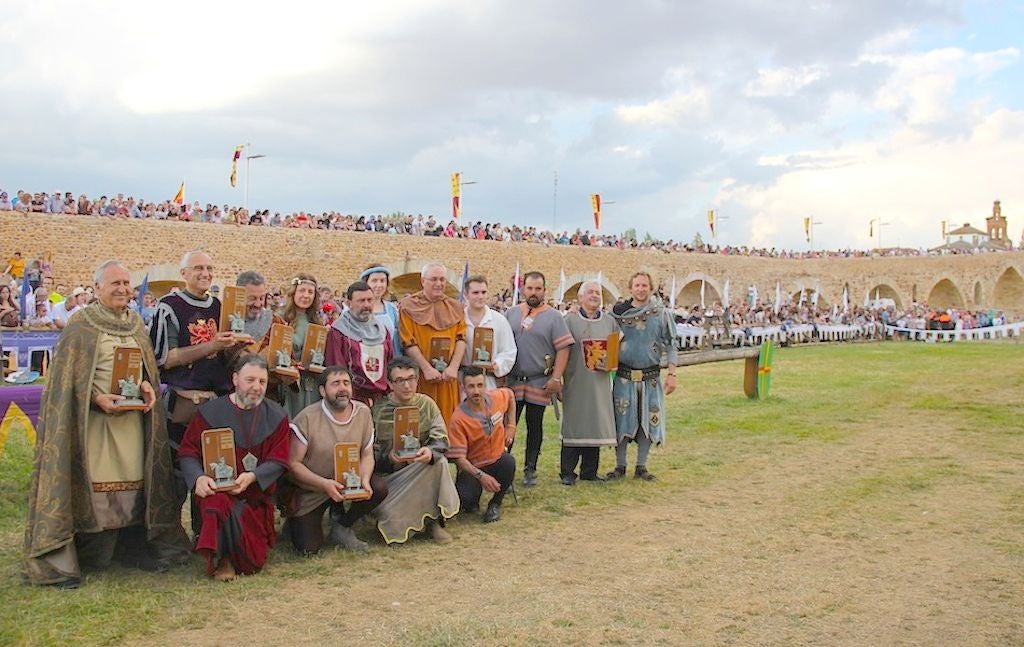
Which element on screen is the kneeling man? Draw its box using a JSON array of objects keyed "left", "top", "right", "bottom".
[
  {"left": 448, "top": 366, "right": 516, "bottom": 523},
  {"left": 286, "top": 366, "right": 387, "bottom": 554},
  {"left": 179, "top": 354, "right": 290, "bottom": 581},
  {"left": 371, "top": 357, "right": 459, "bottom": 544}
]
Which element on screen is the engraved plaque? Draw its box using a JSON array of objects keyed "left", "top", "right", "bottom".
[
  {"left": 393, "top": 406, "right": 421, "bottom": 459},
  {"left": 300, "top": 323, "right": 329, "bottom": 373},
  {"left": 428, "top": 337, "right": 452, "bottom": 372},
  {"left": 201, "top": 428, "right": 238, "bottom": 491},
  {"left": 471, "top": 327, "right": 494, "bottom": 369},
  {"left": 334, "top": 442, "right": 370, "bottom": 501},
  {"left": 219, "top": 286, "right": 254, "bottom": 343},
  {"left": 266, "top": 322, "right": 299, "bottom": 378},
  {"left": 110, "top": 346, "right": 147, "bottom": 411}
]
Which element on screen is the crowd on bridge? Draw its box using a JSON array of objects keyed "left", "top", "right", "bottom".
[{"left": 5, "top": 185, "right": 1011, "bottom": 259}]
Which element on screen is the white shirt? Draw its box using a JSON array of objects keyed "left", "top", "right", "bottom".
[{"left": 464, "top": 306, "right": 518, "bottom": 391}]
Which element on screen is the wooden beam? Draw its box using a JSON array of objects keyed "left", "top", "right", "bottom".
[{"left": 677, "top": 347, "right": 760, "bottom": 366}]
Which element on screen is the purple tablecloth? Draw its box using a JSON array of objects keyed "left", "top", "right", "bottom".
[{"left": 0, "top": 383, "right": 44, "bottom": 425}]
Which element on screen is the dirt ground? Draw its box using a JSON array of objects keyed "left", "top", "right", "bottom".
[{"left": 141, "top": 411, "right": 1023, "bottom": 647}]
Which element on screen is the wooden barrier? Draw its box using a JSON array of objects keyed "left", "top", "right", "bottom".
[{"left": 678, "top": 341, "right": 774, "bottom": 399}]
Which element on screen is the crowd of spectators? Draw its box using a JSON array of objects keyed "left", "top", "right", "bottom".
[{"left": 3, "top": 186, "right": 1014, "bottom": 259}]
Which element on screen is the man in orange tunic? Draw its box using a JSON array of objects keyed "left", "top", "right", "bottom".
[{"left": 398, "top": 263, "right": 466, "bottom": 423}]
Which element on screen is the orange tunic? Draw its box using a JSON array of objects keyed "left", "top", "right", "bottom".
[
  {"left": 398, "top": 300, "right": 466, "bottom": 424},
  {"left": 447, "top": 388, "right": 512, "bottom": 469}
]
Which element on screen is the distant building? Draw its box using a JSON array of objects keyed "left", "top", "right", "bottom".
[{"left": 931, "top": 201, "right": 1012, "bottom": 253}]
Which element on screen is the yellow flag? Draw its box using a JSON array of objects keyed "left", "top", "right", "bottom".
[
  {"left": 591, "top": 194, "right": 601, "bottom": 229},
  {"left": 451, "top": 172, "right": 461, "bottom": 219}
]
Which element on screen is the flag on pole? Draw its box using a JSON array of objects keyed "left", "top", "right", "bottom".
[
  {"left": 591, "top": 194, "right": 602, "bottom": 230},
  {"left": 812, "top": 283, "right": 820, "bottom": 309},
  {"left": 774, "top": 281, "right": 782, "bottom": 315},
  {"left": 748, "top": 284, "right": 758, "bottom": 307},
  {"left": 723, "top": 279, "right": 730, "bottom": 308},
  {"left": 798, "top": 283, "right": 806, "bottom": 307},
  {"left": 230, "top": 145, "right": 244, "bottom": 187},
  {"left": 941, "top": 221, "right": 947, "bottom": 238},
  {"left": 558, "top": 267, "right": 567, "bottom": 303},
  {"left": 842, "top": 285, "right": 849, "bottom": 312},
  {"left": 669, "top": 275, "right": 676, "bottom": 310},
  {"left": 803, "top": 217, "right": 811, "bottom": 243},
  {"left": 458, "top": 261, "right": 469, "bottom": 304},
  {"left": 700, "top": 279, "right": 706, "bottom": 309},
  {"left": 869, "top": 220, "right": 874, "bottom": 238},
  {"left": 511, "top": 262, "right": 520, "bottom": 305},
  {"left": 135, "top": 274, "right": 149, "bottom": 312},
  {"left": 451, "top": 172, "right": 461, "bottom": 219},
  {"left": 172, "top": 181, "right": 185, "bottom": 205},
  {"left": 708, "top": 209, "right": 716, "bottom": 236}
]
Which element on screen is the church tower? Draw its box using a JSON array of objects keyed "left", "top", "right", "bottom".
[{"left": 986, "top": 200, "right": 1008, "bottom": 248}]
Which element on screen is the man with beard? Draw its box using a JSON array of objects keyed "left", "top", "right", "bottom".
[
  {"left": 560, "top": 281, "right": 620, "bottom": 484},
  {"left": 447, "top": 366, "right": 516, "bottom": 523},
  {"left": 24, "top": 260, "right": 186, "bottom": 588},
  {"left": 325, "top": 281, "right": 393, "bottom": 405},
  {"left": 462, "top": 275, "right": 517, "bottom": 391},
  {"left": 398, "top": 263, "right": 466, "bottom": 423},
  {"left": 286, "top": 366, "right": 386, "bottom": 554},
  {"left": 178, "top": 354, "right": 291, "bottom": 581},
  {"left": 505, "top": 271, "right": 573, "bottom": 487},
  {"left": 235, "top": 270, "right": 282, "bottom": 346},
  {"left": 371, "top": 357, "right": 459, "bottom": 544},
  {"left": 609, "top": 272, "right": 678, "bottom": 481}
]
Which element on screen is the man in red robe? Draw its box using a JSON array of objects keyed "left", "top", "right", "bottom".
[
  {"left": 325, "top": 281, "right": 393, "bottom": 406},
  {"left": 178, "top": 354, "right": 290, "bottom": 581}
]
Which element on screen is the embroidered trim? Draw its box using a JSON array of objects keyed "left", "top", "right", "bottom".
[{"left": 92, "top": 480, "right": 144, "bottom": 493}]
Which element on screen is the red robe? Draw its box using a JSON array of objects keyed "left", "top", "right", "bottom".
[{"left": 178, "top": 397, "right": 290, "bottom": 575}]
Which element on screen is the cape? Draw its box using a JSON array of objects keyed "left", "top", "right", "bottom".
[
  {"left": 398, "top": 291, "right": 463, "bottom": 331},
  {"left": 23, "top": 302, "right": 186, "bottom": 584}
]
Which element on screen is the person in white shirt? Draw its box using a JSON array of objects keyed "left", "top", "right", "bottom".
[{"left": 462, "top": 274, "right": 517, "bottom": 391}]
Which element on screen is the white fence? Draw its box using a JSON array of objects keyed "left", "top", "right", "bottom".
[{"left": 675, "top": 321, "right": 1021, "bottom": 350}]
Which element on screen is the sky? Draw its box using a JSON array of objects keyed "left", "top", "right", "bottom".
[{"left": 2, "top": 0, "right": 1022, "bottom": 251}]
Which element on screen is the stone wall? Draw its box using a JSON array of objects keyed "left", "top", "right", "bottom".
[{"left": 5, "top": 211, "right": 1024, "bottom": 313}]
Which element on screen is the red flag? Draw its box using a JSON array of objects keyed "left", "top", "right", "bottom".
[{"left": 173, "top": 181, "right": 185, "bottom": 205}]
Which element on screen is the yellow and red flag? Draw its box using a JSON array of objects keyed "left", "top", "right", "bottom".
[
  {"left": 173, "top": 181, "right": 185, "bottom": 205},
  {"left": 230, "top": 145, "right": 244, "bottom": 187},
  {"left": 591, "top": 193, "right": 601, "bottom": 229},
  {"left": 803, "top": 217, "right": 811, "bottom": 243},
  {"left": 708, "top": 209, "right": 716, "bottom": 236},
  {"left": 451, "top": 172, "right": 461, "bottom": 219}
]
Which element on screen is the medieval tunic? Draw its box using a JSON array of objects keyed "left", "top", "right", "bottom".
[
  {"left": 24, "top": 302, "right": 184, "bottom": 585},
  {"left": 325, "top": 311, "right": 393, "bottom": 405},
  {"left": 288, "top": 400, "right": 375, "bottom": 517},
  {"left": 398, "top": 292, "right": 467, "bottom": 424},
  {"left": 371, "top": 394, "right": 459, "bottom": 544},
  {"left": 611, "top": 299, "right": 678, "bottom": 444},
  {"left": 281, "top": 311, "right": 321, "bottom": 418},
  {"left": 463, "top": 306, "right": 517, "bottom": 391},
  {"left": 505, "top": 303, "right": 574, "bottom": 405},
  {"left": 179, "top": 396, "right": 290, "bottom": 575},
  {"left": 561, "top": 310, "right": 620, "bottom": 448}
]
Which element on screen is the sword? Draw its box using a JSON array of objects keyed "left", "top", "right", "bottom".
[{"left": 551, "top": 396, "right": 561, "bottom": 421}]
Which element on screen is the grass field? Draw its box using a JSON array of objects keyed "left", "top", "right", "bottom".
[{"left": 1, "top": 342, "right": 1023, "bottom": 646}]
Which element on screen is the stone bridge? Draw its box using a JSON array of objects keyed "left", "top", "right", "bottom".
[{"left": 4, "top": 212, "right": 1022, "bottom": 313}]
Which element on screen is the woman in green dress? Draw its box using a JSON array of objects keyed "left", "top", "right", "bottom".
[{"left": 278, "top": 273, "right": 324, "bottom": 417}]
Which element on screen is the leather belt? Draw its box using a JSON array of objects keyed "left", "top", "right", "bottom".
[{"left": 616, "top": 365, "right": 660, "bottom": 382}]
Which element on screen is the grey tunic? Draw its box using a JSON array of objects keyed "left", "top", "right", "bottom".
[{"left": 562, "top": 310, "right": 620, "bottom": 447}]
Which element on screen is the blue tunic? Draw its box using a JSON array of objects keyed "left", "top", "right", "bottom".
[{"left": 611, "top": 299, "right": 678, "bottom": 444}]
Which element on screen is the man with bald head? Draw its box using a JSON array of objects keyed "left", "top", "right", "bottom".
[
  {"left": 25, "top": 260, "right": 186, "bottom": 587},
  {"left": 398, "top": 263, "right": 467, "bottom": 423},
  {"left": 150, "top": 250, "right": 245, "bottom": 512}
]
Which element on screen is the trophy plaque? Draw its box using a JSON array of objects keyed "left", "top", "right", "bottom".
[
  {"left": 110, "top": 346, "right": 147, "bottom": 411},
  {"left": 428, "top": 337, "right": 452, "bottom": 372},
  {"left": 604, "top": 332, "right": 620, "bottom": 371},
  {"left": 219, "top": 286, "right": 254, "bottom": 343},
  {"left": 393, "top": 406, "right": 421, "bottom": 459},
  {"left": 300, "top": 323, "right": 329, "bottom": 373},
  {"left": 334, "top": 442, "right": 370, "bottom": 501},
  {"left": 471, "top": 327, "right": 494, "bottom": 369},
  {"left": 266, "top": 323, "right": 299, "bottom": 378},
  {"left": 201, "top": 428, "right": 238, "bottom": 491}
]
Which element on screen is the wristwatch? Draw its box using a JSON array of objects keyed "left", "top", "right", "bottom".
[{"left": 474, "top": 469, "right": 484, "bottom": 479}]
